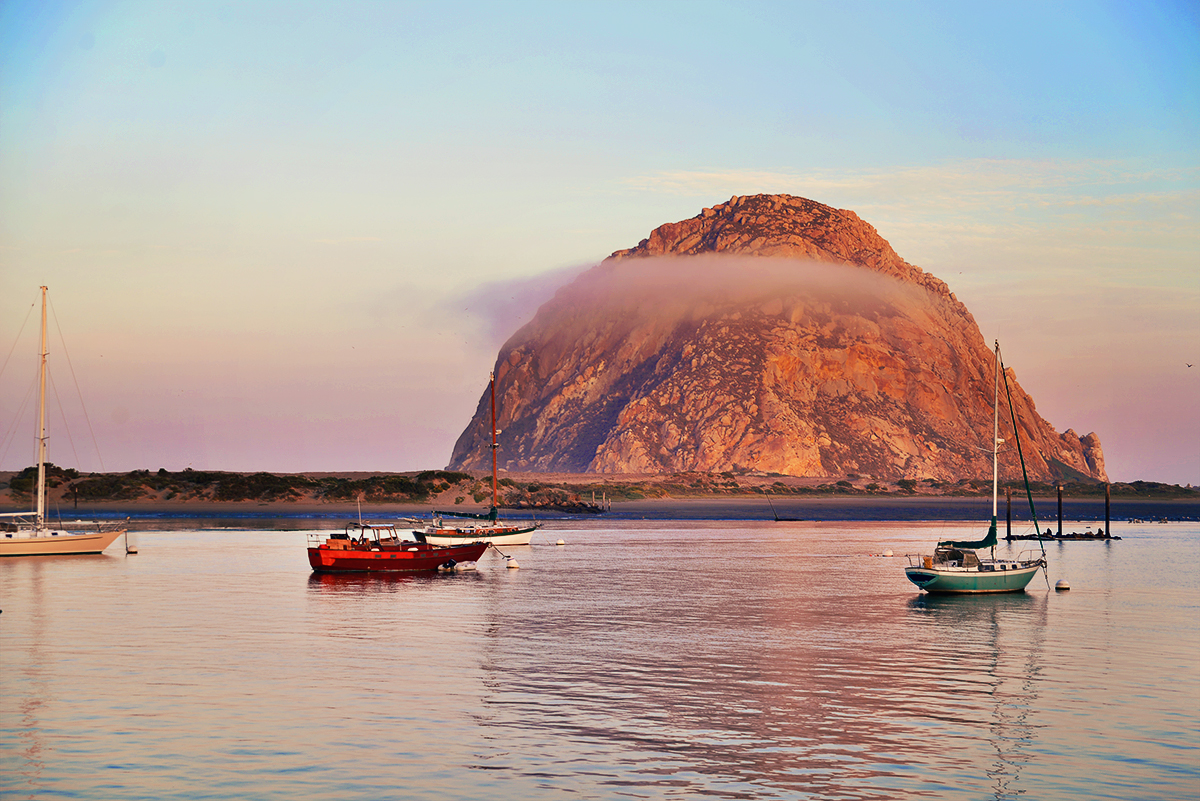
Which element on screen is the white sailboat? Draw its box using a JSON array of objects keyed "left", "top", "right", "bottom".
[
  {"left": 0, "top": 287, "right": 125, "bottom": 556},
  {"left": 904, "top": 341, "right": 1047, "bottom": 593},
  {"left": 415, "top": 372, "right": 539, "bottom": 546}
]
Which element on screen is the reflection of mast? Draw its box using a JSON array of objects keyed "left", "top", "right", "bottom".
[
  {"left": 16, "top": 564, "right": 50, "bottom": 788},
  {"left": 986, "top": 596, "right": 1047, "bottom": 798},
  {"left": 914, "top": 593, "right": 1048, "bottom": 797}
]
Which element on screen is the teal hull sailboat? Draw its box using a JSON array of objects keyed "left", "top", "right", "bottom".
[
  {"left": 903, "top": 520, "right": 1043, "bottom": 593},
  {"left": 905, "top": 341, "right": 1047, "bottom": 594}
]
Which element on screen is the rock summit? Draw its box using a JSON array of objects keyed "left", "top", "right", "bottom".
[{"left": 449, "top": 194, "right": 1106, "bottom": 482}]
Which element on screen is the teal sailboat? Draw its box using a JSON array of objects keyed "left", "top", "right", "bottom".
[{"left": 905, "top": 341, "right": 1047, "bottom": 593}]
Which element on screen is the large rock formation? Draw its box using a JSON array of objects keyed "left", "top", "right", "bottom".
[{"left": 449, "top": 194, "right": 1106, "bottom": 482}]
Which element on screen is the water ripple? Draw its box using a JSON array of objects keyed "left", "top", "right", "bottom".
[{"left": 1, "top": 523, "right": 1197, "bottom": 799}]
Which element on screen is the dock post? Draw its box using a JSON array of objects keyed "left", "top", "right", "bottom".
[
  {"left": 1006, "top": 487, "right": 1011, "bottom": 539},
  {"left": 1105, "top": 482, "right": 1111, "bottom": 538},
  {"left": 1057, "top": 484, "right": 1063, "bottom": 536}
]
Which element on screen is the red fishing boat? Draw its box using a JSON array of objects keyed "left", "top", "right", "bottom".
[{"left": 307, "top": 523, "right": 489, "bottom": 573}]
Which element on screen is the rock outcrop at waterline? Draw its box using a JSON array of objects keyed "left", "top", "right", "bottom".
[{"left": 448, "top": 194, "right": 1106, "bottom": 482}]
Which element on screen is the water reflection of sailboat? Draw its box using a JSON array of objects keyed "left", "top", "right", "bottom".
[{"left": 907, "top": 592, "right": 1048, "bottom": 799}]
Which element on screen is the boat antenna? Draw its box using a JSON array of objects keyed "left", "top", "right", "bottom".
[{"left": 997, "top": 342, "right": 1051, "bottom": 588}]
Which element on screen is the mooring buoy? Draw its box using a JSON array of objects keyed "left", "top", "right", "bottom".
[
  {"left": 556, "top": 539, "right": 565, "bottom": 546},
  {"left": 1055, "top": 579, "right": 1071, "bottom": 591}
]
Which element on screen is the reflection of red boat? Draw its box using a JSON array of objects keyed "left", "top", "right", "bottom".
[{"left": 307, "top": 523, "right": 489, "bottom": 573}]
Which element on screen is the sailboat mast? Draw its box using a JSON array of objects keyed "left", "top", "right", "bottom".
[
  {"left": 992, "top": 340, "right": 1000, "bottom": 521},
  {"left": 990, "top": 340, "right": 1001, "bottom": 558},
  {"left": 490, "top": 372, "right": 498, "bottom": 510},
  {"left": 36, "top": 286, "right": 48, "bottom": 525}
]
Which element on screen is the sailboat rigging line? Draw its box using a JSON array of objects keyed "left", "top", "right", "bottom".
[
  {"left": 49, "top": 295, "right": 106, "bottom": 473},
  {"left": 997, "top": 343, "right": 1050, "bottom": 589},
  {"left": 0, "top": 299, "right": 36, "bottom": 386},
  {"left": 0, "top": 375, "right": 39, "bottom": 470},
  {"left": 764, "top": 491, "right": 780, "bottom": 520},
  {"left": 0, "top": 301, "right": 40, "bottom": 467},
  {"left": 47, "top": 368, "right": 84, "bottom": 472}
]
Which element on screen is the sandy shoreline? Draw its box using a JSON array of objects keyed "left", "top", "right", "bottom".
[
  {"left": 5, "top": 494, "right": 1196, "bottom": 524},
  {"left": 3, "top": 469, "right": 1196, "bottom": 523}
]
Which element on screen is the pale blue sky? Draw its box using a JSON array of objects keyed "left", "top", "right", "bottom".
[{"left": 1, "top": 1, "right": 1197, "bottom": 483}]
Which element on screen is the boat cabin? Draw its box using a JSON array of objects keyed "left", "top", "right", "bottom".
[
  {"left": 933, "top": 547, "right": 980, "bottom": 568},
  {"left": 319, "top": 523, "right": 416, "bottom": 551}
]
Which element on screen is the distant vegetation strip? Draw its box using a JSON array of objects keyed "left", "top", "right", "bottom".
[
  {"left": 1, "top": 465, "right": 1196, "bottom": 506},
  {"left": 3, "top": 465, "right": 478, "bottom": 503}
]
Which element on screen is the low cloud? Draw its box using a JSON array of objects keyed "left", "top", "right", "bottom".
[{"left": 456, "top": 262, "right": 594, "bottom": 348}]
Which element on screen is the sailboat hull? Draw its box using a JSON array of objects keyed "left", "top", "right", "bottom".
[
  {"left": 307, "top": 540, "right": 489, "bottom": 573},
  {"left": 418, "top": 524, "right": 538, "bottom": 547},
  {"left": 904, "top": 563, "right": 1041, "bottom": 593},
  {"left": 0, "top": 528, "right": 124, "bottom": 557}
]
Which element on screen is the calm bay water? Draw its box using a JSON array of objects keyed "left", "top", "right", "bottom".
[{"left": 2, "top": 520, "right": 1197, "bottom": 800}]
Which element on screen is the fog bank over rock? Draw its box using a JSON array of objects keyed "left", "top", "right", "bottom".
[{"left": 449, "top": 194, "right": 1106, "bottom": 482}]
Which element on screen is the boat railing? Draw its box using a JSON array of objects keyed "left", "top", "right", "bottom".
[
  {"left": 906, "top": 553, "right": 934, "bottom": 569},
  {"left": 74, "top": 518, "right": 128, "bottom": 533},
  {"left": 307, "top": 526, "right": 426, "bottom": 549},
  {"left": 1015, "top": 549, "right": 1047, "bottom": 565},
  {"left": 1, "top": 515, "right": 126, "bottom": 534}
]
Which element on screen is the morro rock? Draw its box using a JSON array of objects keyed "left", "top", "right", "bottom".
[{"left": 449, "top": 194, "right": 1106, "bottom": 482}]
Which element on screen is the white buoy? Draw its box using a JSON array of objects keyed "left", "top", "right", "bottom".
[
  {"left": 506, "top": 558, "right": 520, "bottom": 569},
  {"left": 883, "top": 549, "right": 893, "bottom": 557},
  {"left": 1055, "top": 579, "right": 1071, "bottom": 591},
  {"left": 125, "top": 546, "right": 138, "bottom": 554},
  {"left": 556, "top": 539, "right": 565, "bottom": 546}
]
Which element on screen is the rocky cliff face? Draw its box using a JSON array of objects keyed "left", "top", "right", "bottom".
[{"left": 449, "top": 194, "right": 1106, "bottom": 482}]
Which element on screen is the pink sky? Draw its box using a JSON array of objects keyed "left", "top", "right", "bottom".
[{"left": 1, "top": 2, "right": 1196, "bottom": 484}]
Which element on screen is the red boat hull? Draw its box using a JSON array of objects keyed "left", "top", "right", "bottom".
[{"left": 307, "top": 540, "right": 489, "bottom": 573}]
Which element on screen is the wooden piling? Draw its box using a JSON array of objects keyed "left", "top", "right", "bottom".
[
  {"left": 1057, "top": 484, "right": 1063, "bottom": 536},
  {"left": 1105, "top": 482, "right": 1111, "bottom": 537}
]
